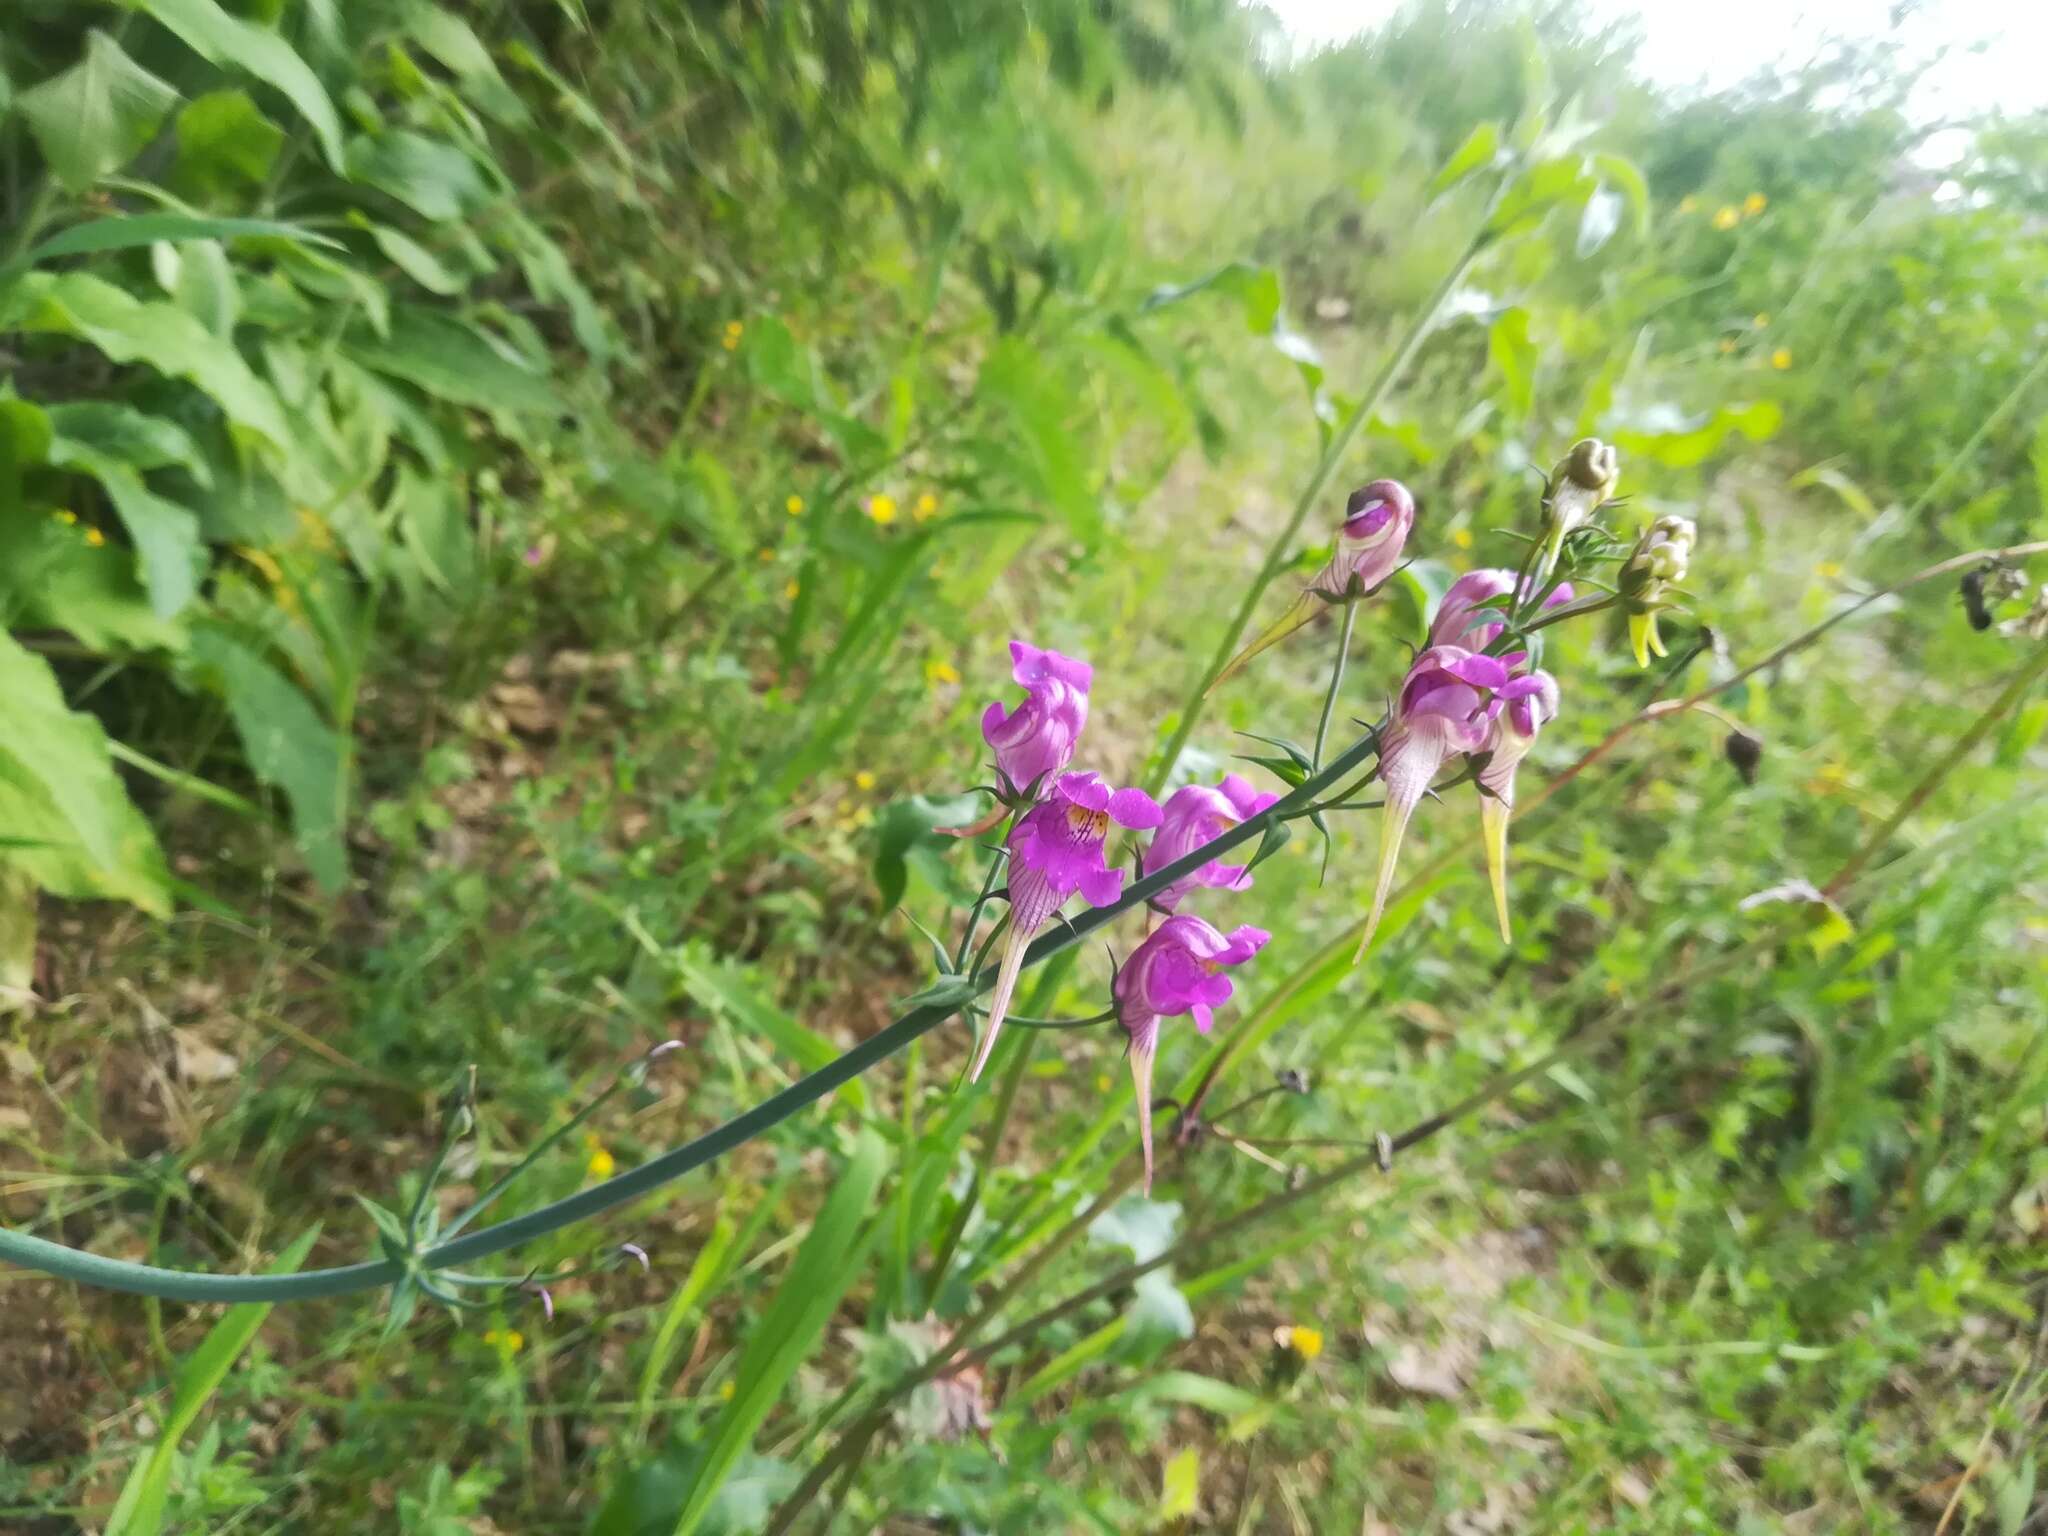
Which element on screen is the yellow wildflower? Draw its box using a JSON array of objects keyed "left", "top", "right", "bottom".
[
  {"left": 1712, "top": 206, "right": 1740, "bottom": 231},
  {"left": 758, "top": 547, "right": 774, "bottom": 562},
  {"left": 85, "top": 528, "right": 106, "bottom": 547},
  {"left": 1718, "top": 338, "right": 1738, "bottom": 355},
  {"left": 1771, "top": 348, "right": 1792, "bottom": 371},
  {"left": 785, "top": 580, "right": 800, "bottom": 601},
  {"left": 914, "top": 492, "right": 939, "bottom": 521},
  {"left": 482, "top": 1328, "right": 525, "bottom": 1355},
  {"left": 1744, "top": 192, "right": 1768, "bottom": 216},
  {"left": 53, "top": 509, "right": 77, "bottom": 525},
  {"left": 721, "top": 319, "right": 743, "bottom": 352},
  {"left": 585, "top": 1134, "right": 616, "bottom": 1179},
  {"left": 1451, "top": 528, "right": 1474, "bottom": 550},
  {"left": 1816, "top": 561, "right": 1842, "bottom": 580},
  {"left": 786, "top": 494, "right": 805, "bottom": 516},
  {"left": 1275, "top": 1324, "right": 1324, "bottom": 1361},
  {"left": 925, "top": 659, "right": 961, "bottom": 686},
  {"left": 866, "top": 494, "right": 897, "bottom": 525},
  {"left": 1677, "top": 195, "right": 1697, "bottom": 215},
  {"left": 854, "top": 770, "right": 877, "bottom": 792},
  {"left": 1753, "top": 312, "right": 1770, "bottom": 328},
  {"left": 718, "top": 1379, "right": 736, "bottom": 1401}
]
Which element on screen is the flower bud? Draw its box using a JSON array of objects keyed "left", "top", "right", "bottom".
[
  {"left": 1723, "top": 730, "right": 1763, "bottom": 786},
  {"left": 1533, "top": 439, "right": 1621, "bottom": 584},
  {"left": 1618, "top": 515, "right": 1697, "bottom": 667}
]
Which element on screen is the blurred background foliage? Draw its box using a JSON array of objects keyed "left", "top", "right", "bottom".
[{"left": 2, "top": 0, "right": 2045, "bottom": 1531}]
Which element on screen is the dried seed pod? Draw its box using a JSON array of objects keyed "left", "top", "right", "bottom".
[{"left": 1724, "top": 730, "right": 1764, "bottom": 786}]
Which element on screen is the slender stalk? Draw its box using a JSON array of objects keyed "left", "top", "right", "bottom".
[
  {"left": 0, "top": 726, "right": 1388, "bottom": 1302},
  {"left": 1144, "top": 192, "right": 1500, "bottom": 797},
  {"left": 1311, "top": 601, "right": 1359, "bottom": 770}
]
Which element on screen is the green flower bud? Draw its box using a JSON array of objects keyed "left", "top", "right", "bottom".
[
  {"left": 1618, "top": 515, "right": 1697, "bottom": 666},
  {"left": 1534, "top": 439, "right": 1622, "bottom": 584}
]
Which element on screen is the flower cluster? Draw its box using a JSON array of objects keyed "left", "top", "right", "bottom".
[
  {"left": 962, "top": 646, "right": 1276, "bottom": 1191},
  {"left": 939, "top": 443, "right": 1693, "bottom": 1192}
]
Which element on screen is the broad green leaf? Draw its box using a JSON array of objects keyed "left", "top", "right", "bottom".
[
  {"left": 1485, "top": 154, "right": 1597, "bottom": 243},
  {"left": 173, "top": 89, "right": 284, "bottom": 194},
  {"left": 871, "top": 793, "right": 983, "bottom": 910},
  {"left": 120, "top": 0, "right": 345, "bottom": 171},
  {"left": 18, "top": 213, "right": 337, "bottom": 269},
  {"left": 1430, "top": 120, "right": 1502, "bottom": 196},
  {"left": 346, "top": 307, "right": 558, "bottom": 414},
  {"left": 46, "top": 403, "right": 210, "bottom": 486},
  {"left": 668, "top": 1132, "right": 887, "bottom": 1536},
  {"left": 1592, "top": 151, "right": 1652, "bottom": 239},
  {"left": 1088, "top": 1194, "right": 1181, "bottom": 1262},
  {"left": 17, "top": 31, "right": 178, "bottom": 193},
  {"left": 1608, "top": 398, "right": 1784, "bottom": 469},
  {"left": 1158, "top": 1448, "right": 1200, "bottom": 1522},
  {"left": 386, "top": 461, "right": 473, "bottom": 595},
  {"left": 46, "top": 439, "right": 204, "bottom": 618},
  {"left": 152, "top": 237, "right": 241, "bottom": 337},
  {"left": 102, "top": 1228, "right": 318, "bottom": 1536},
  {"left": 1, "top": 272, "right": 289, "bottom": 445},
  {"left": 359, "top": 220, "right": 466, "bottom": 295},
  {"left": 1488, "top": 305, "right": 1537, "bottom": 417},
  {"left": 187, "top": 627, "right": 348, "bottom": 891},
  {"left": 1128, "top": 1268, "right": 1196, "bottom": 1346},
  {"left": 0, "top": 633, "right": 171, "bottom": 914},
  {"left": 408, "top": 6, "right": 530, "bottom": 127},
  {"left": 0, "top": 510, "right": 182, "bottom": 652},
  {"left": 345, "top": 129, "right": 489, "bottom": 221}
]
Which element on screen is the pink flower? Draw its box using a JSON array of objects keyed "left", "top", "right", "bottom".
[
  {"left": 1210, "top": 479, "right": 1416, "bottom": 692},
  {"left": 1429, "top": 568, "right": 1575, "bottom": 652},
  {"left": 1115, "top": 916, "right": 1270, "bottom": 1190},
  {"left": 969, "top": 771, "right": 1162, "bottom": 1082},
  {"left": 1308, "top": 480, "right": 1417, "bottom": 601},
  {"left": 1140, "top": 773, "right": 1281, "bottom": 914},
  {"left": 981, "top": 641, "right": 1092, "bottom": 801},
  {"left": 1475, "top": 671, "right": 1560, "bottom": 942},
  {"left": 1356, "top": 646, "right": 1510, "bottom": 962}
]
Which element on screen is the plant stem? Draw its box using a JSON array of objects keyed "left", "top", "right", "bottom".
[
  {"left": 1312, "top": 600, "right": 1359, "bottom": 770},
  {"left": 1144, "top": 196, "right": 1498, "bottom": 796},
  {"left": 0, "top": 725, "right": 1388, "bottom": 1303}
]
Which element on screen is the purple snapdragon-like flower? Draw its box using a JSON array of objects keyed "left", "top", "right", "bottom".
[
  {"left": 1115, "top": 916, "right": 1271, "bottom": 1191},
  {"left": 1429, "top": 568, "right": 1576, "bottom": 652},
  {"left": 1309, "top": 480, "right": 1418, "bottom": 600},
  {"left": 981, "top": 641, "right": 1093, "bottom": 800},
  {"left": 1475, "top": 670, "right": 1559, "bottom": 943},
  {"left": 1210, "top": 479, "right": 1417, "bottom": 693},
  {"left": 1140, "top": 773, "right": 1281, "bottom": 914},
  {"left": 1355, "top": 646, "right": 1511, "bottom": 962},
  {"left": 969, "top": 771, "right": 1162, "bottom": 1082}
]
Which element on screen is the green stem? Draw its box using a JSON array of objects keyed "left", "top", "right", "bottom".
[
  {"left": 1144, "top": 197, "right": 1497, "bottom": 796},
  {"left": 0, "top": 726, "right": 1388, "bottom": 1303},
  {"left": 1311, "top": 600, "right": 1359, "bottom": 770}
]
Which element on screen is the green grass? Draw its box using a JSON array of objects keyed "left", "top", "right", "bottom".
[{"left": 4, "top": 2, "right": 2048, "bottom": 1533}]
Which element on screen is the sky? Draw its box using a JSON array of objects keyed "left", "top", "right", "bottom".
[{"left": 1258, "top": 0, "right": 2048, "bottom": 122}]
